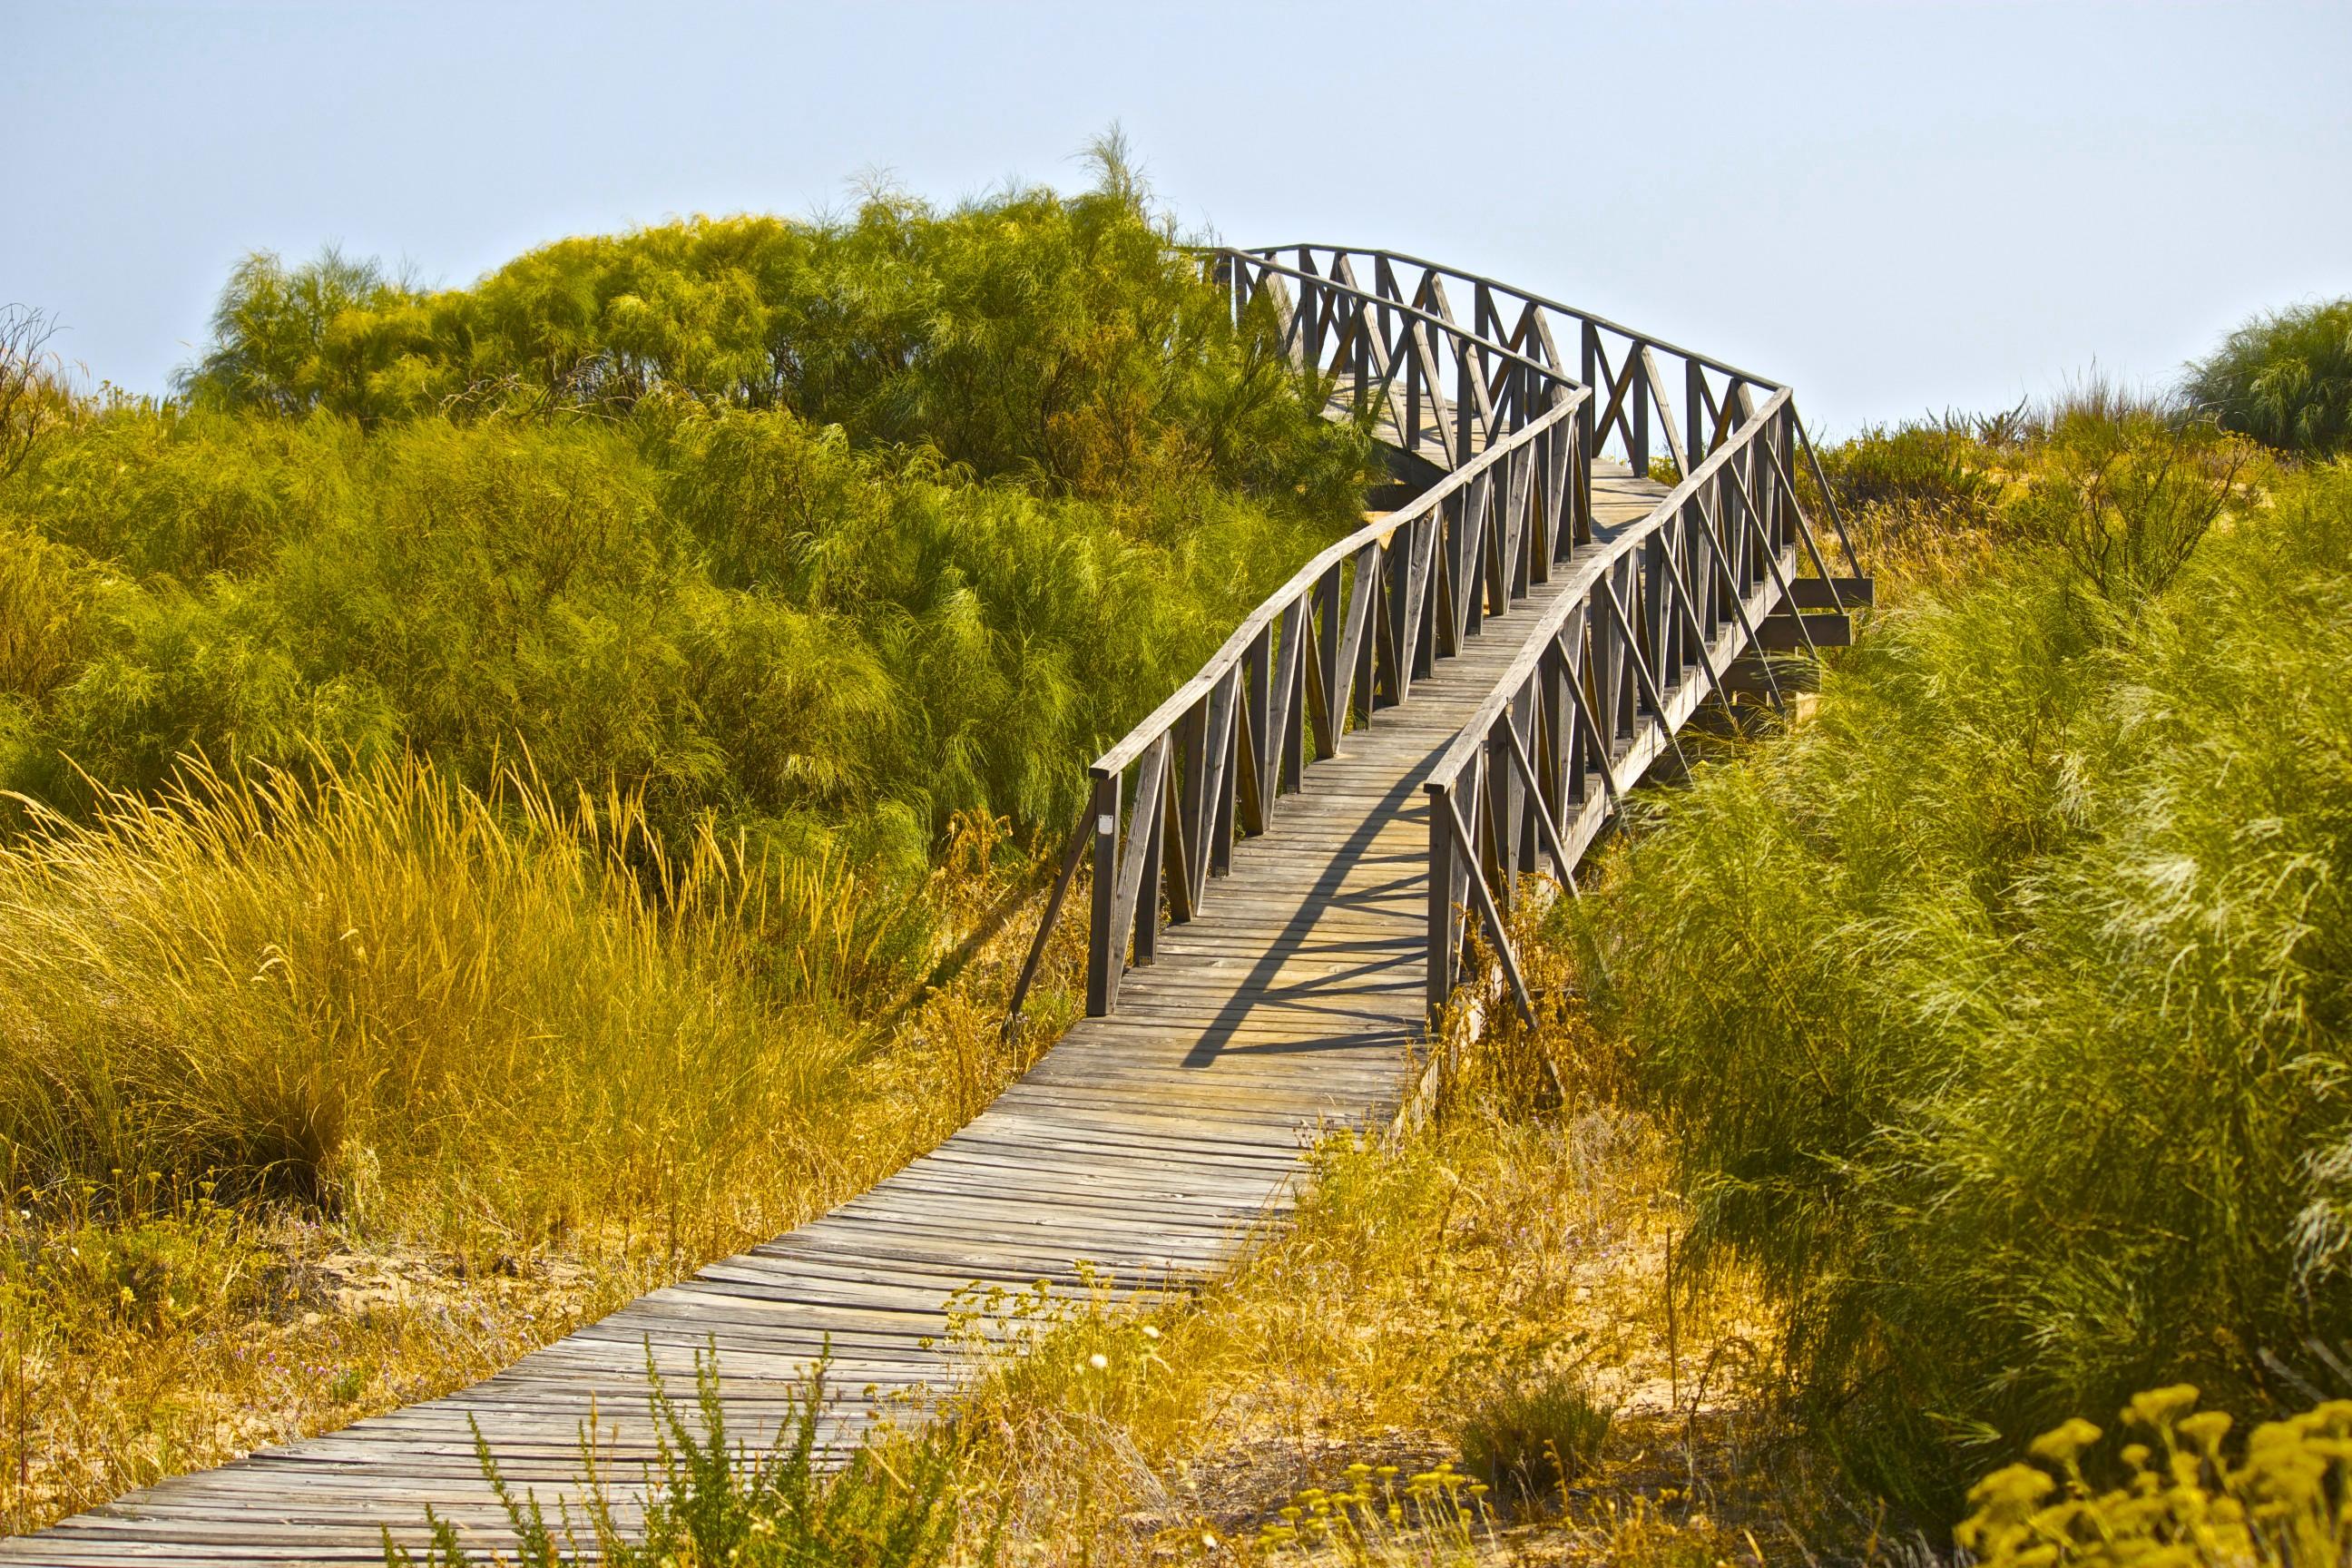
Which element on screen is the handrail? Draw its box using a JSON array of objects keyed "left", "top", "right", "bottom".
[
  {"left": 999, "top": 251, "right": 1603, "bottom": 1027},
  {"left": 1067, "top": 371, "right": 1593, "bottom": 1016},
  {"left": 1214, "top": 250, "right": 1568, "bottom": 384},
  {"left": 1235, "top": 244, "right": 1782, "bottom": 482},
  {"left": 1004, "top": 244, "right": 1858, "bottom": 1038},
  {"left": 1246, "top": 242, "right": 1778, "bottom": 390},
  {"left": 1094, "top": 389, "right": 1583, "bottom": 775},
  {"left": 1421, "top": 389, "right": 1856, "bottom": 1021},
  {"left": 1206, "top": 248, "right": 1580, "bottom": 473},
  {"left": 1426, "top": 389, "right": 1792, "bottom": 785}
]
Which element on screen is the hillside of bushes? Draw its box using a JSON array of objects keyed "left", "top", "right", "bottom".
[{"left": 1, "top": 159, "right": 1367, "bottom": 856}]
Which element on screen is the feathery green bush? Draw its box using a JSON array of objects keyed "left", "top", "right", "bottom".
[
  {"left": 2187, "top": 298, "right": 2352, "bottom": 459},
  {"left": 0, "top": 162, "right": 1369, "bottom": 853},
  {"left": 1578, "top": 430, "right": 2352, "bottom": 1518}
]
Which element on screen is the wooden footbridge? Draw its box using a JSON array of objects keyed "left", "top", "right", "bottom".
[{"left": 5, "top": 249, "right": 1864, "bottom": 1565}]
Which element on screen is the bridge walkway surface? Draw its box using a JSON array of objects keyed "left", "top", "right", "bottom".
[{"left": 3, "top": 465, "right": 1664, "bottom": 1563}]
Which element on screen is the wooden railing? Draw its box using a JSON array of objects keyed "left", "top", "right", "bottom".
[
  {"left": 1239, "top": 245, "right": 1781, "bottom": 480},
  {"left": 1211, "top": 249, "right": 1586, "bottom": 475},
  {"left": 1423, "top": 388, "right": 1860, "bottom": 1020},
  {"left": 1004, "top": 246, "right": 1862, "bottom": 1036},
  {"left": 1004, "top": 255, "right": 1596, "bottom": 1031}
]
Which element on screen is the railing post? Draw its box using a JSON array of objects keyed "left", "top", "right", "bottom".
[
  {"left": 1242, "top": 630, "right": 1271, "bottom": 827},
  {"left": 1426, "top": 780, "right": 1455, "bottom": 1020},
  {"left": 1208, "top": 672, "right": 1239, "bottom": 877},
  {"left": 1581, "top": 320, "right": 1600, "bottom": 462},
  {"left": 1574, "top": 395, "right": 1595, "bottom": 548},
  {"left": 1134, "top": 755, "right": 1164, "bottom": 969},
  {"left": 1455, "top": 335, "right": 1475, "bottom": 466},
  {"left": 1769, "top": 404, "right": 1787, "bottom": 552},
  {"left": 1631, "top": 343, "right": 1651, "bottom": 477},
  {"left": 1538, "top": 642, "right": 1572, "bottom": 847},
  {"left": 1178, "top": 699, "right": 1209, "bottom": 908},
  {"left": 1687, "top": 358, "right": 1707, "bottom": 474},
  {"left": 1405, "top": 327, "right": 1424, "bottom": 454},
  {"left": 1316, "top": 564, "right": 1344, "bottom": 755},
  {"left": 1084, "top": 769, "right": 1121, "bottom": 1016}
]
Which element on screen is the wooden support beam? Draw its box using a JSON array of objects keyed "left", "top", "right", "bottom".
[{"left": 1757, "top": 612, "right": 1853, "bottom": 651}]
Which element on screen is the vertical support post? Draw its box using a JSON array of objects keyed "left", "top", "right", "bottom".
[
  {"left": 1580, "top": 320, "right": 1600, "bottom": 462},
  {"left": 1178, "top": 699, "right": 1209, "bottom": 906},
  {"left": 1243, "top": 630, "right": 1271, "bottom": 833},
  {"left": 1426, "top": 781, "right": 1455, "bottom": 1020},
  {"left": 1209, "top": 672, "right": 1238, "bottom": 877},
  {"left": 1405, "top": 323, "right": 1423, "bottom": 454},
  {"left": 1574, "top": 394, "right": 1595, "bottom": 547},
  {"left": 1539, "top": 643, "right": 1572, "bottom": 854},
  {"left": 1631, "top": 343, "right": 1651, "bottom": 478},
  {"left": 1084, "top": 769, "right": 1120, "bottom": 1017},
  {"left": 1279, "top": 603, "right": 1306, "bottom": 795},
  {"left": 1317, "top": 564, "right": 1345, "bottom": 752},
  {"left": 1455, "top": 335, "right": 1475, "bottom": 466},
  {"left": 1133, "top": 755, "right": 1163, "bottom": 970},
  {"left": 1687, "top": 358, "right": 1707, "bottom": 474}
]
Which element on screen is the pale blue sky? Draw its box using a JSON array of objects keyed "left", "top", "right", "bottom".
[{"left": 8, "top": 0, "right": 2349, "bottom": 432}]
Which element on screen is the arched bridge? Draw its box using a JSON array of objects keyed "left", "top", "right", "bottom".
[{"left": 4, "top": 249, "right": 1866, "bottom": 1566}]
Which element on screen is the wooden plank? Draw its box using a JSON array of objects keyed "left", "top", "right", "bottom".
[
  {"left": 1786, "top": 575, "right": 1872, "bottom": 609},
  {"left": 1756, "top": 611, "right": 1852, "bottom": 649}
]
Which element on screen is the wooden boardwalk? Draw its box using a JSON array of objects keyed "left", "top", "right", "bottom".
[
  {"left": 4, "top": 470, "right": 1665, "bottom": 1562},
  {"left": 11, "top": 243, "right": 1862, "bottom": 1565}
]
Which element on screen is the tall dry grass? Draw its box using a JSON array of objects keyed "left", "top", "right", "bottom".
[
  {"left": 1, "top": 755, "right": 920, "bottom": 1256},
  {"left": 905, "top": 940, "right": 1794, "bottom": 1568},
  {"left": 0, "top": 754, "right": 1084, "bottom": 1532}
]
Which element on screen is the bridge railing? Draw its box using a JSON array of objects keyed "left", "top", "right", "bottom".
[
  {"left": 1422, "top": 387, "right": 1858, "bottom": 1020},
  {"left": 1003, "top": 258, "right": 1597, "bottom": 1029},
  {"left": 1004, "top": 247, "right": 1863, "bottom": 1037},
  {"left": 1241, "top": 245, "right": 1783, "bottom": 483},
  {"left": 1210, "top": 249, "right": 1586, "bottom": 480}
]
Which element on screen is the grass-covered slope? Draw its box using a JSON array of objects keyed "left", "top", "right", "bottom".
[{"left": 1578, "top": 405, "right": 2352, "bottom": 1514}]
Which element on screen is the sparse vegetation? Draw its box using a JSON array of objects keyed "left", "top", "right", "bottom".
[
  {"left": 1453, "top": 1372, "right": 1613, "bottom": 1501},
  {"left": 387, "top": 1351, "right": 968, "bottom": 1568}
]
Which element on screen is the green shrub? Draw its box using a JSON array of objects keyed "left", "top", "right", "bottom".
[
  {"left": 387, "top": 1349, "right": 968, "bottom": 1568},
  {"left": 1576, "top": 446, "right": 2352, "bottom": 1518},
  {"left": 1454, "top": 1369, "right": 1612, "bottom": 1498},
  {"left": 1812, "top": 412, "right": 2007, "bottom": 526},
  {"left": 0, "top": 387, "right": 1338, "bottom": 849},
  {"left": 2004, "top": 404, "right": 2249, "bottom": 606},
  {"left": 2187, "top": 298, "right": 2352, "bottom": 458},
  {"left": 172, "top": 152, "right": 1366, "bottom": 513},
  {"left": 0, "top": 159, "right": 1368, "bottom": 853}
]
